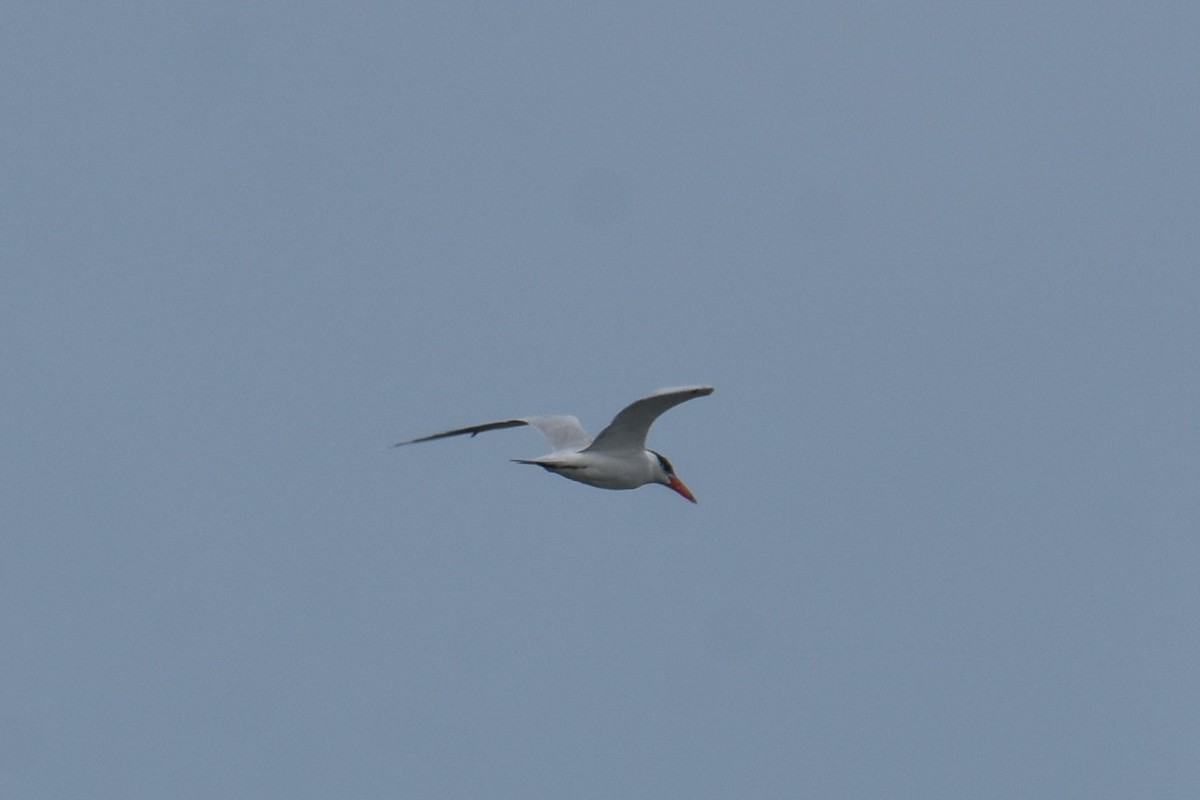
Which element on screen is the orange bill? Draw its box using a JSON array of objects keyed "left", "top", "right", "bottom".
[{"left": 667, "top": 475, "right": 698, "bottom": 504}]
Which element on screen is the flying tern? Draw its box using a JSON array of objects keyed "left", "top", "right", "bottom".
[{"left": 392, "top": 385, "right": 713, "bottom": 502}]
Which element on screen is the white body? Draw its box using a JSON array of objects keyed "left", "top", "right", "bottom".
[{"left": 515, "top": 449, "right": 664, "bottom": 490}]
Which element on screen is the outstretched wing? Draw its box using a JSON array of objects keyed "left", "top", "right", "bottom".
[
  {"left": 584, "top": 385, "right": 713, "bottom": 455},
  {"left": 391, "top": 419, "right": 528, "bottom": 447},
  {"left": 392, "top": 414, "right": 591, "bottom": 452}
]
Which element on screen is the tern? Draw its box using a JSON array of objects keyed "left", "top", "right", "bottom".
[{"left": 392, "top": 385, "right": 713, "bottom": 503}]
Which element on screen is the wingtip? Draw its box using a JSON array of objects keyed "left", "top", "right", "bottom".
[{"left": 652, "top": 384, "right": 714, "bottom": 397}]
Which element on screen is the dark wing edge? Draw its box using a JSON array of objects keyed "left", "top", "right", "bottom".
[{"left": 391, "top": 419, "right": 529, "bottom": 447}]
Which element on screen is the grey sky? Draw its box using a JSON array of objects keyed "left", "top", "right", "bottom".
[{"left": 4, "top": 2, "right": 1199, "bottom": 798}]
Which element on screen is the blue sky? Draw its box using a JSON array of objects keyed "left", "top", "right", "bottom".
[{"left": 4, "top": 2, "right": 1199, "bottom": 797}]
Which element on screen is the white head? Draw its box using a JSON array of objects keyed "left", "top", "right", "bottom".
[{"left": 649, "top": 450, "right": 698, "bottom": 503}]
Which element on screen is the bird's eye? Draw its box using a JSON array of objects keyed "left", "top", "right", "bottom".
[{"left": 652, "top": 451, "right": 674, "bottom": 474}]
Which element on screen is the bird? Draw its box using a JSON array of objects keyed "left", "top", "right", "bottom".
[{"left": 392, "top": 385, "right": 714, "bottom": 503}]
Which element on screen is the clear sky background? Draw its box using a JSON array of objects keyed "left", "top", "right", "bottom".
[{"left": 4, "top": 2, "right": 1198, "bottom": 798}]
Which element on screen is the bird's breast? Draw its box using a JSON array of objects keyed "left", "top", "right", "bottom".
[{"left": 544, "top": 451, "right": 656, "bottom": 490}]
